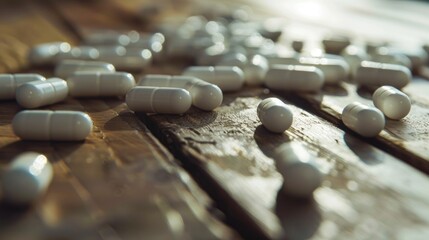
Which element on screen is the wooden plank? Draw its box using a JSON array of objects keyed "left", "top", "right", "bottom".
[
  {"left": 0, "top": 1, "right": 239, "bottom": 239},
  {"left": 138, "top": 87, "right": 429, "bottom": 239}
]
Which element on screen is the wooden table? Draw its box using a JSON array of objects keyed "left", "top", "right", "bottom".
[{"left": 1, "top": 0, "right": 429, "bottom": 239}]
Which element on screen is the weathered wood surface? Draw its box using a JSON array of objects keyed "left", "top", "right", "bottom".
[{"left": 0, "top": 1, "right": 238, "bottom": 239}]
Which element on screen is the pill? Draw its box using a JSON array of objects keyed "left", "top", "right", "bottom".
[
  {"left": 67, "top": 72, "right": 135, "bottom": 97},
  {"left": 370, "top": 47, "right": 412, "bottom": 69},
  {"left": 265, "top": 65, "right": 324, "bottom": 92},
  {"left": 126, "top": 87, "right": 192, "bottom": 114},
  {"left": 182, "top": 66, "right": 244, "bottom": 91},
  {"left": 56, "top": 46, "right": 99, "bottom": 61},
  {"left": 0, "top": 74, "right": 46, "bottom": 100},
  {"left": 217, "top": 52, "right": 248, "bottom": 69},
  {"left": 12, "top": 110, "right": 92, "bottom": 141},
  {"left": 243, "top": 54, "right": 269, "bottom": 86},
  {"left": 342, "top": 102, "right": 385, "bottom": 137},
  {"left": 96, "top": 46, "right": 152, "bottom": 70},
  {"left": 16, "top": 78, "right": 68, "bottom": 108},
  {"left": 1, "top": 152, "right": 53, "bottom": 204},
  {"left": 273, "top": 142, "right": 322, "bottom": 198},
  {"left": 341, "top": 45, "right": 369, "bottom": 77},
  {"left": 355, "top": 61, "right": 411, "bottom": 88},
  {"left": 291, "top": 40, "right": 304, "bottom": 53},
  {"left": 28, "top": 42, "right": 71, "bottom": 65},
  {"left": 388, "top": 47, "right": 428, "bottom": 71},
  {"left": 196, "top": 43, "right": 227, "bottom": 66},
  {"left": 266, "top": 56, "right": 349, "bottom": 84},
  {"left": 373, "top": 86, "right": 411, "bottom": 120},
  {"left": 322, "top": 36, "right": 351, "bottom": 54},
  {"left": 55, "top": 60, "right": 116, "bottom": 79},
  {"left": 83, "top": 31, "right": 131, "bottom": 45},
  {"left": 257, "top": 97, "right": 293, "bottom": 133},
  {"left": 138, "top": 75, "right": 223, "bottom": 111}
]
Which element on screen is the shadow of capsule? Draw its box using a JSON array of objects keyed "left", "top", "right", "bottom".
[
  {"left": 253, "top": 125, "right": 291, "bottom": 159},
  {"left": 275, "top": 192, "right": 322, "bottom": 240},
  {"left": 343, "top": 133, "right": 384, "bottom": 165}
]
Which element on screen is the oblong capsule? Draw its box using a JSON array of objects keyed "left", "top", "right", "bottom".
[
  {"left": 355, "top": 61, "right": 411, "bottom": 88},
  {"left": 265, "top": 65, "right": 324, "bottom": 92},
  {"left": 83, "top": 31, "right": 131, "bottom": 46},
  {"left": 182, "top": 66, "right": 244, "bottom": 92},
  {"left": 96, "top": 46, "right": 152, "bottom": 70},
  {"left": 370, "top": 47, "right": 412, "bottom": 69},
  {"left": 55, "top": 60, "right": 116, "bottom": 79},
  {"left": 273, "top": 142, "right": 322, "bottom": 198},
  {"left": 28, "top": 42, "right": 71, "bottom": 66},
  {"left": 126, "top": 87, "right": 192, "bottom": 114},
  {"left": 216, "top": 52, "right": 248, "bottom": 69},
  {"left": 0, "top": 74, "right": 46, "bottom": 100},
  {"left": 16, "top": 78, "right": 68, "bottom": 108},
  {"left": 243, "top": 54, "right": 269, "bottom": 86},
  {"left": 342, "top": 102, "right": 385, "bottom": 137},
  {"left": 1, "top": 152, "right": 53, "bottom": 204},
  {"left": 373, "top": 86, "right": 411, "bottom": 120},
  {"left": 56, "top": 46, "right": 99, "bottom": 61},
  {"left": 266, "top": 56, "right": 349, "bottom": 84},
  {"left": 257, "top": 97, "right": 293, "bottom": 133},
  {"left": 12, "top": 110, "right": 93, "bottom": 141},
  {"left": 138, "top": 75, "right": 223, "bottom": 111},
  {"left": 341, "top": 45, "right": 369, "bottom": 77},
  {"left": 67, "top": 72, "right": 135, "bottom": 97}
]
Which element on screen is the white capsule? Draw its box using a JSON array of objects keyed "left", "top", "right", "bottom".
[
  {"left": 342, "top": 102, "right": 385, "bottom": 137},
  {"left": 1, "top": 152, "right": 53, "bottom": 204},
  {"left": 370, "top": 47, "right": 412, "bottom": 69},
  {"left": 257, "top": 97, "right": 293, "bottom": 133},
  {"left": 67, "top": 72, "right": 135, "bottom": 97},
  {"left": 217, "top": 52, "right": 248, "bottom": 69},
  {"left": 56, "top": 46, "right": 99, "bottom": 61},
  {"left": 138, "top": 75, "right": 223, "bottom": 111},
  {"left": 96, "top": 46, "right": 152, "bottom": 70},
  {"left": 373, "top": 86, "right": 411, "bottom": 120},
  {"left": 12, "top": 110, "right": 93, "bottom": 141},
  {"left": 182, "top": 66, "right": 244, "bottom": 91},
  {"left": 265, "top": 65, "right": 324, "bottom": 92},
  {"left": 0, "top": 74, "right": 46, "bottom": 100},
  {"left": 196, "top": 43, "right": 227, "bottom": 66},
  {"left": 243, "top": 54, "right": 269, "bottom": 86},
  {"left": 355, "top": 61, "right": 411, "bottom": 88},
  {"left": 126, "top": 87, "right": 192, "bottom": 114},
  {"left": 273, "top": 142, "right": 322, "bottom": 198},
  {"left": 55, "top": 60, "right": 116, "bottom": 79},
  {"left": 341, "top": 45, "right": 369, "bottom": 77},
  {"left": 28, "top": 42, "right": 71, "bottom": 65},
  {"left": 83, "top": 31, "right": 131, "bottom": 45},
  {"left": 16, "top": 78, "right": 68, "bottom": 108},
  {"left": 266, "top": 56, "right": 349, "bottom": 84}
]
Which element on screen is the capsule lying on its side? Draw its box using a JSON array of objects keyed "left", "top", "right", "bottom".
[
  {"left": 16, "top": 78, "right": 68, "bottom": 108},
  {"left": 342, "top": 102, "right": 385, "bottom": 137},
  {"left": 0, "top": 74, "right": 46, "bottom": 100},
  {"left": 55, "top": 60, "right": 116, "bottom": 79},
  {"left": 182, "top": 66, "right": 245, "bottom": 91},
  {"left": 355, "top": 61, "right": 411, "bottom": 88},
  {"left": 265, "top": 65, "right": 324, "bottom": 92}
]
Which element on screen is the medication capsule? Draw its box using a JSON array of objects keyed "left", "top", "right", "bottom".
[
  {"left": 355, "top": 61, "right": 411, "bottom": 88},
  {"left": 370, "top": 49, "right": 412, "bottom": 69},
  {"left": 0, "top": 74, "right": 46, "bottom": 100},
  {"left": 55, "top": 60, "right": 116, "bottom": 79},
  {"left": 182, "top": 66, "right": 244, "bottom": 91},
  {"left": 243, "top": 54, "right": 269, "bottom": 86},
  {"left": 217, "top": 52, "right": 248, "bottom": 69},
  {"left": 138, "top": 75, "right": 223, "bottom": 111},
  {"left": 257, "top": 97, "right": 293, "bottom": 133},
  {"left": 1, "top": 152, "right": 53, "bottom": 204},
  {"left": 83, "top": 31, "right": 131, "bottom": 45},
  {"left": 126, "top": 87, "right": 192, "bottom": 114},
  {"left": 273, "top": 142, "right": 322, "bottom": 198},
  {"left": 342, "top": 102, "right": 385, "bottom": 137},
  {"left": 67, "top": 72, "right": 135, "bottom": 97},
  {"left": 265, "top": 65, "right": 324, "bottom": 92},
  {"left": 16, "top": 78, "right": 68, "bottom": 108},
  {"left": 341, "top": 45, "right": 369, "bottom": 77},
  {"left": 373, "top": 86, "right": 411, "bottom": 120},
  {"left": 96, "top": 46, "right": 152, "bottom": 70},
  {"left": 28, "top": 42, "right": 71, "bottom": 65},
  {"left": 56, "top": 46, "right": 99, "bottom": 61},
  {"left": 12, "top": 110, "right": 93, "bottom": 141}
]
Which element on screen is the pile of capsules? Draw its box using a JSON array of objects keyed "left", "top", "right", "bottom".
[{"left": 1, "top": 10, "right": 428, "bottom": 203}]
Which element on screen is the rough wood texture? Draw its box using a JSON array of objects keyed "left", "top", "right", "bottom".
[{"left": 0, "top": 1, "right": 238, "bottom": 239}]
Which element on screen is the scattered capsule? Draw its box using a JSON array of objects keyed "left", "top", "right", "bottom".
[
  {"left": 83, "top": 31, "right": 131, "bottom": 46},
  {"left": 373, "top": 86, "right": 411, "bottom": 120},
  {"left": 257, "top": 97, "right": 293, "bottom": 133},
  {"left": 355, "top": 61, "right": 411, "bottom": 88},
  {"left": 341, "top": 45, "right": 369, "bottom": 77},
  {"left": 56, "top": 46, "right": 99, "bottom": 61},
  {"left": 265, "top": 65, "right": 324, "bottom": 92},
  {"left": 55, "top": 60, "right": 116, "bottom": 79},
  {"left": 370, "top": 47, "right": 412, "bottom": 69},
  {"left": 16, "top": 78, "right": 68, "bottom": 108},
  {"left": 389, "top": 47, "right": 428, "bottom": 71},
  {"left": 138, "top": 75, "right": 223, "bottom": 111},
  {"left": 97, "top": 46, "right": 152, "bottom": 70},
  {"left": 0, "top": 74, "right": 46, "bottom": 100},
  {"left": 243, "top": 54, "right": 269, "bottom": 86},
  {"left": 67, "top": 72, "right": 135, "bottom": 97},
  {"left": 182, "top": 66, "right": 244, "bottom": 91},
  {"left": 217, "top": 52, "right": 248, "bottom": 69},
  {"left": 28, "top": 42, "right": 71, "bottom": 65},
  {"left": 126, "top": 87, "right": 192, "bottom": 114},
  {"left": 1, "top": 152, "right": 53, "bottom": 204},
  {"left": 342, "top": 102, "right": 385, "bottom": 137},
  {"left": 12, "top": 110, "right": 93, "bottom": 141},
  {"left": 273, "top": 142, "right": 322, "bottom": 198},
  {"left": 322, "top": 36, "right": 351, "bottom": 54}
]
